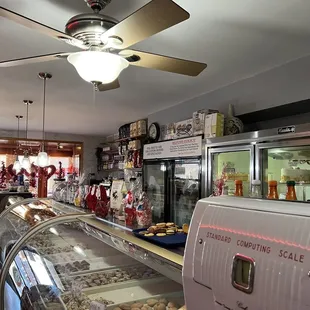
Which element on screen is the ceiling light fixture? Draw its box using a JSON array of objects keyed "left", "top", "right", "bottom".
[
  {"left": 13, "top": 115, "right": 23, "bottom": 172},
  {"left": 37, "top": 72, "right": 52, "bottom": 167},
  {"left": 21, "top": 100, "right": 33, "bottom": 171},
  {"left": 67, "top": 51, "right": 128, "bottom": 88}
]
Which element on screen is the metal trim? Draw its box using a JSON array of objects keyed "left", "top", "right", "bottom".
[
  {"left": 207, "top": 145, "right": 254, "bottom": 196},
  {"left": 0, "top": 213, "right": 93, "bottom": 310},
  {"left": 0, "top": 197, "right": 50, "bottom": 220},
  {"left": 231, "top": 253, "right": 255, "bottom": 294},
  {"left": 255, "top": 138, "right": 310, "bottom": 197},
  {"left": 205, "top": 123, "right": 310, "bottom": 147},
  {"left": 201, "top": 141, "right": 206, "bottom": 198}
]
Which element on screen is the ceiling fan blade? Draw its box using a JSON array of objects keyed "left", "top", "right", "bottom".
[
  {"left": 121, "top": 50, "right": 207, "bottom": 76},
  {"left": 0, "top": 52, "right": 71, "bottom": 67},
  {"left": 101, "top": 0, "right": 189, "bottom": 49},
  {"left": 0, "top": 6, "right": 84, "bottom": 48},
  {"left": 98, "top": 79, "right": 120, "bottom": 92}
]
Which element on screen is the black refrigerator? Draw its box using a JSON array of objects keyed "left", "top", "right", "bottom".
[{"left": 143, "top": 157, "right": 201, "bottom": 226}]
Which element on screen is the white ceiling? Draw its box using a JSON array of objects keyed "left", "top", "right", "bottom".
[{"left": 1, "top": 0, "right": 310, "bottom": 135}]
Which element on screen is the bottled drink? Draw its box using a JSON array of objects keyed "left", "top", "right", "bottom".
[
  {"left": 234, "top": 180, "right": 243, "bottom": 197},
  {"left": 286, "top": 180, "right": 297, "bottom": 201},
  {"left": 267, "top": 180, "right": 279, "bottom": 200},
  {"left": 250, "top": 180, "right": 262, "bottom": 198}
]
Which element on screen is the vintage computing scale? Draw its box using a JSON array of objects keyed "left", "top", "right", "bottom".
[{"left": 183, "top": 196, "right": 310, "bottom": 310}]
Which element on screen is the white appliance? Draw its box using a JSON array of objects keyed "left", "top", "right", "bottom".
[{"left": 183, "top": 196, "right": 310, "bottom": 310}]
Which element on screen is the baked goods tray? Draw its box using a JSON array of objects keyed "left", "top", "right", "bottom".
[
  {"left": 132, "top": 228, "right": 187, "bottom": 248},
  {"left": 105, "top": 291, "right": 184, "bottom": 310}
]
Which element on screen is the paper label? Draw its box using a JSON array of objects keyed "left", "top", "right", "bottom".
[
  {"left": 278, "top": 125, "right": 296, "bottom": 135},
  {"left": 143, "top": 136, "right": 202, "bottom": 159}
]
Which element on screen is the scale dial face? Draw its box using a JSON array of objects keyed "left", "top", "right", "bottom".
[{"left": 149, "top": 122, "right": 160, "bottom": 142}]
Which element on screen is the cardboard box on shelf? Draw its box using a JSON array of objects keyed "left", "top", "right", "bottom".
[
  {"left": 175, "top": 119, "right": 193, "bottom": 138},
  {"left": 130, "top": 122, "right": 137, "bottom": 137},
  {"left": 192, "top": 109, "right": 219, "bottom": 136},
  {"left": 160, "top": 123, "right": 176, "bottom": 140},
  {"left": 137, "top": 119, "right": 147, "bottom": 136},
  {"left": 204, "top": 113, "right": 224, "bottom": 138}
]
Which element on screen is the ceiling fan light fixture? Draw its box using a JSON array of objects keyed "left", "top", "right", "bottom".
[{"left": 68, "top": 51, "right": 128, "bottom": 84}]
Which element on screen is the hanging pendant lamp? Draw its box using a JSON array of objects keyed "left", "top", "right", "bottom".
[
  {"left": 21, "top": 100, "right": 33, "bottom": 171},
  {"left": 37, "top": 72, "right": 52, "bottom": 167},
  {"left": 13, "top": 115, "right": 23, "bottom": 172}
]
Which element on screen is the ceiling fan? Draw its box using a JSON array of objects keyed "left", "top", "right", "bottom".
[{"left": 0, "top": 0, "right": 207, "bottom": 91}]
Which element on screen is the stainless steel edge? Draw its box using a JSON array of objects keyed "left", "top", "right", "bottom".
[
  {"left": 205, "top": 123, "right": 310, "bottom": 147},
  {"left": 81, "top": 217, "right": 183, "bottom": 267},
  {"left": 82, "top": 218, "right": 183, "bottom": 284},
  {"left": 0, "top": 213, "right": 93, "bottom": 310},
  {"left": 201, "top": 139, "right": 207, "bottom": 198},
  {"left": 207, "top": 146, "right": 212, "bottom": 196},
  {"left": 207, "top": 145, "right": 254, "bottom": 196}
]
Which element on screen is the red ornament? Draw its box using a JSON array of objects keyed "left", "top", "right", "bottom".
[{"left": 37, "top": 165, "right": 56, "bottom": 198}]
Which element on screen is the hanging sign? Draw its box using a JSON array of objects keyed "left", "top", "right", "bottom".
[
  {"left": 278, "top": 125, "right": 296, "bottom": 135},
  {"left": 143, "top": 136, "right": 202, "bottom": 159}
]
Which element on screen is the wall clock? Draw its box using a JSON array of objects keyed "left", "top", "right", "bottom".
[{"left": 148, "top": 122, "right": 160, "bottom": 142}]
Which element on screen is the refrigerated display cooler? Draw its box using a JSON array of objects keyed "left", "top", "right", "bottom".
[
  {"left": 143, "top": 137, "right": 204, "bottom": 226},
  {"left": 0, "top": 197, "right": 184, "bottom": 310},
  {"left": 206, "top": 123, "right": 310, "bottom": 201}
]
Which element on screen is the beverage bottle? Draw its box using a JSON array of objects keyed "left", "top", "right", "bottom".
[
  {"left": 267, "top": 180, "right": 279, "bottom": 200},
  {"left": 234, "top": 180, "right": 243, "bottom": 197},
  {"left": 286, "top": 180, "right": 297, "bottom": 201}
]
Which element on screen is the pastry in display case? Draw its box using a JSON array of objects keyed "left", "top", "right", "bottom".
[{"left": 0, "top": 198, "right": 184, "bottom": 310}]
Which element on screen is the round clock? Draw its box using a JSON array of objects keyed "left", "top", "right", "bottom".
[{"left": 148, "top": 122, "right": 160, "bottom": 142}]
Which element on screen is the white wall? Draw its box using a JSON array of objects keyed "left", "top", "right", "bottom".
[
  {"left": 0, "top": 129, "right": 104, "bottom": 176},
  {"left": 148, "top": 54, "right": 310, "bottom": 125}
]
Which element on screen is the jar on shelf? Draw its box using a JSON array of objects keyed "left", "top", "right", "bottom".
[{"left": 250, "top": 180, "right": 262, "bottom": 198}]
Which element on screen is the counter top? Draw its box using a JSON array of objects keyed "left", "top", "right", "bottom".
[{"left": 82, "top": 216, "right": 184, "bottom": 268}]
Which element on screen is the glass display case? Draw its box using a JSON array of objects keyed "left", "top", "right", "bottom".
[
  {"left": 143, "top": 162, "right": 167, "bottom": 223},
  {"left": 256, "top": 140, "right": 310, "bottom": 201},
  {"left": 0, "top": 198, "right": 184, "bottom": 310},
  {"left": 169, "top": 159, "right": 201, "bottom": 226},
  {"left": 208, "top": 145, "right": 254, "bottom": 197}
]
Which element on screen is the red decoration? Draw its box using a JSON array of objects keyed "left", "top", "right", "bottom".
[
  {"left": 37, "top": 165, "right": 56, "bottom": 198},
  {"left": 0, "top": 162, "right": 7, "bottom": 188},
  {"left": 55, "top": 161, "right": 65, "bottom": 180},
  {"left": 125, "top": 207, "right": 136, "bottom": 226}
]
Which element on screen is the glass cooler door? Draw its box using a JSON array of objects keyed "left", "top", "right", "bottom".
[
  {"left": 143, "top": 161, "right": 168, "bottom": 223},
  {"left": 256, "top": 140, "right": 310, "bottom": 201},
  {"left": 208, "top": 145, "right": 254, "bottom": 197},
  {"left": 169, "top": 159, "right": 201, "bottom": 226}
]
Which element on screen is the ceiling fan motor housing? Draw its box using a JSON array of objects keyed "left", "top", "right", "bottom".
[
  {"left": 65, "top": 13, "right": 118, "bottom": 47},
  {"left": 84, "top": 0, "right": 112, "bottom": 12}
]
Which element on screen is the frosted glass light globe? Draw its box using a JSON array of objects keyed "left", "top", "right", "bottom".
[
  {"left": 22, "top": 156, "right": 30, "bottom": 171},
  {"left": 13, "top": 159, "right": 21, "bottom": 172},
  {"left": 37, "top": 151, "right": 48, "bottom": 167},
  {"left": 68, "top": 51, "right": 128, "bottom": 84}
]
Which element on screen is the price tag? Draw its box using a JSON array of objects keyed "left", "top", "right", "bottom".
[{"left": 90, "top": 301, "right": 106, "bottom": 310}]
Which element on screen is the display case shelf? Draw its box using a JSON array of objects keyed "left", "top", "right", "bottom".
[{"left": 0, "top": 197, "right": 184, "bottom": 310}]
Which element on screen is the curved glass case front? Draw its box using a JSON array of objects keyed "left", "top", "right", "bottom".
[{"left": 0, "top": 198, "right": 184, "bottom": 310}]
